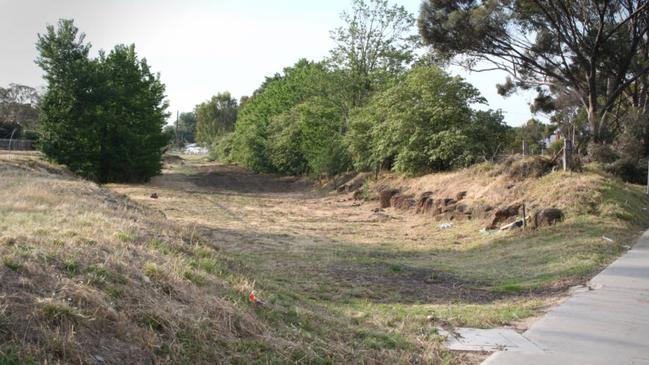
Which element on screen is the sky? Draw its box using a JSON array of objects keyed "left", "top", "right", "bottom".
[{"left": 0, "top": 0, "right": 539, "bottom": 126}]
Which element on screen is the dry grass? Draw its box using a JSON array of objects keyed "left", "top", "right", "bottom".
[
  {"left": 115, "top": 154, "right": 648, "bottom": 364},
  {"left": 0, "top": 152, "right": 281, "bottom": 364},
  {"left": 1, "top": 152, "right": 648, "bottom": 365}
]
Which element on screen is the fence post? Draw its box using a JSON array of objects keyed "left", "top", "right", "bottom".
[
  {"left": 522, "top": 203, "right": 527, "bottom": 229},
  {"left": 563, "top": 138, "right": 573, "bottom": 171},
  {"left": 522, "top": 140, "right": 528, "bottom": 157}
]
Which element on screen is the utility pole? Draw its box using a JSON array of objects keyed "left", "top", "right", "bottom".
[{"left": 646, "top": 159, "right": 649, "bottom": 195}]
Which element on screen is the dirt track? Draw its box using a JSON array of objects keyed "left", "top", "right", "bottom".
[{"left": 110, "top": 157, "right": 510, "bottom": 305}]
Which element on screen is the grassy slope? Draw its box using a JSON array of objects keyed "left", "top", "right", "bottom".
[
  {"left": 370, "top": 159, "right": 649, "bottom": 293},
  {"left": 1, "top": 153, "right": 648, "bottom": 365},
  {"left": 0, "top": 154, "right": 284, "bottom": 364}
]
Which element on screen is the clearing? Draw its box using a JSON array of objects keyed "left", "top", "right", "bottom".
[{"left": 1, "top": 152, "right": 648, "bottom": 364}]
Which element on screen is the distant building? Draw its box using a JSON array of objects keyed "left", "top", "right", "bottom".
[{"left": 543, "top": 130, "right": 562, "bottom": 148}]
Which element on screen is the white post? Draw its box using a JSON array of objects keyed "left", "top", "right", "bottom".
[
  {"left": 522, "top": 140, "right": 527, "bottom": 157},
  {"left": 8, "top": 128, "right": 17, "bottom": 151},
  {"left": 563, "top": 138, "right": 572, "bottom": 171}
]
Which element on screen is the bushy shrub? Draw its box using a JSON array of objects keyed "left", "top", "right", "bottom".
[
  {"left": 208, "top": 133, "right": 234, "bottom": 163},
  {"left": 230, "top": 60, "right": 352, "bottom": 177},
  {"left": 605, "top": 158, "right": 647, "bottom": 184},
  {"left": 348, "top": 66, "right": 511, "bottom": 175},
  {"left": 231, "top": 59, "right": 328, "bottom": 173},
  {"left": 268, "top": 108, "right": 308, "bottom": 175},
  {"left": 546, "top": 140, "right": 563, "bottom": 156},
  {"left": 587, "top": 143, "right": 618, "bottom": 163}
]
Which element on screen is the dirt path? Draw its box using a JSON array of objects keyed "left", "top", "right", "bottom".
[{"left": 110, "top": 158, "right": 501, "bottom": 305}]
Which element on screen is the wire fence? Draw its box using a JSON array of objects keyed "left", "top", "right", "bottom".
[{"left": 0, "top": 139, "right": 34, "bottom": 151}]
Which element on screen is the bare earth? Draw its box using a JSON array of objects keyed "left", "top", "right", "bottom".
[
  {"left": 112, "top": 159, "right": 506, "bottom": 306},
  {"left": 108, "top": 156, "right": 552, "bottom": 364},
  {"left": 106, "top": 154, "right": 649, "bottom": 364}
]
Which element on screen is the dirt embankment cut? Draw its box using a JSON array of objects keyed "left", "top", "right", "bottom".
[{"left": 342, "top": 157, "right": 603, "bottom": 228}]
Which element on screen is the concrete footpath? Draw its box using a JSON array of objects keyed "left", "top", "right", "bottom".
[{"left": 483, "top": 230, "right": 649, "bottom": 365}]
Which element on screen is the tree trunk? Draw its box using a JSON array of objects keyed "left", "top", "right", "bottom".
[{"left": 587, "top": 85, "right": 601, "bottom": 143}]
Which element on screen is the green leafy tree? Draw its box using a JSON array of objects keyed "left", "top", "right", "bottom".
[
  {"left": 231, "top": 60, "right": 330, "bottom": 172},
  {"left": 36, "top": 19, "right": 168, "bottom": 182},
  {"left": 0, "top": 84, "right": 39, "bottom": 138},
  {"left": 195, "top": 92, "right": 238, "bottom": 145},
  {"left": 268, "top": 98, "right": 350, "bottom": 176},
  {"left": 348, "top": 66, "right": 507, "bottom": 174},
  {"left": 513, "top": 119, "right": 552, "bottom": 155},
  {"left": 418, "top": 0, "right": 649, "bottom": 144},
  {"left": 96, "top": 44, "right": 169, "bottom": 182},
  {"left": 230, "top": 59, "right": 352, "bottom": 176},
  {"left": 177, "top": 112, "right": 197, "bottom": 144},
  {"left": 298, "top": 98, "right": 350, "bottom": 177},
  {"left": 36, "top": 19, "right": 100, "bottom": 178},
  {"left": 469, "top": 110, "right": 514, "bottom": 161},
  {"left": 330, "top": 0, "right": 418, "bottom": 110}
]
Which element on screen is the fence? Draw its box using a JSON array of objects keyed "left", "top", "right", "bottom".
[{"left": 0, "top": 139, "right": 34, "bottom": 151}]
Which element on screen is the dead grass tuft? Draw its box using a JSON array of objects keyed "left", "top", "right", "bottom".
[
  {"left": 38, "top": 299, "right": 84, "bottom": 324},
  {"left": 494, "top": 155, "right": 557, "bottom": 180}
]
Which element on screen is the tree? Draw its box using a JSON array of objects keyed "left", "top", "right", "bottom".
[
  {"left": 37, "top": 19, "right": 168, "bottom": 182},
  {"left": 177, "top": 112, "right": 197, "bottom": 144},
  {"left": 268, "top": 97, "right": 350, "bottom": 176},
  {"left": 348, "top": 66, "right": 508, "bottom": 174},
  {"left": 0, "top": 84, "right": 39, "bottom": 138},
  {"left": 329, "top": 0, "right": 418, "bottom": 109},
  {"left": 36, "top": 19, "right": 100, "bottom": 178},
  {"left": 195, "top": 92, "right": 238, "bottom": 145},
  {"left": 418, "top": 0, "right": 649, "bottom": 143},
  {"left": 513, "top": 119, "right": 552, "bottom": 154},
  {"left": 96, "top": 44, "right": 169, "bottom": 182},
  {"left": 231, "top": 60, "right": 330, "bottom": 172},
  {"left": 470, "top": 110, "right": 514, "bottom": 161}
]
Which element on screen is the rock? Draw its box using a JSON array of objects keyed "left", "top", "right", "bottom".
[
  {"left": 456, "top": 203, "right": 469, "bottom": 213},
  {"left": 416, "top": 194, "right": 435, "bottom": 214},
  {"left": 337, "top": 172, "right": 372, "bottom": 193},
  {"left": 488, "top": 204, "right": 523, "bottom": 229},
  {"left": 391, "top": 194, "right": 415, "bottom": 210},
  {"left": 533, "top": 208, "right": 564, "bottom": 228},
  {"left": 379, "top": 189, "right": 400, "bottom": 208},
  {"left": 471, "top": 204, "right": 493, "bottom": 219},
  {"left": 441, "top": 198, "right": 456, "bottom": 207},
  {"left": 442, "top": 204, "right": 457, "bottom": 213},
  {"left": 455, "top": 191, "right": 467, "bottom": 201}
]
